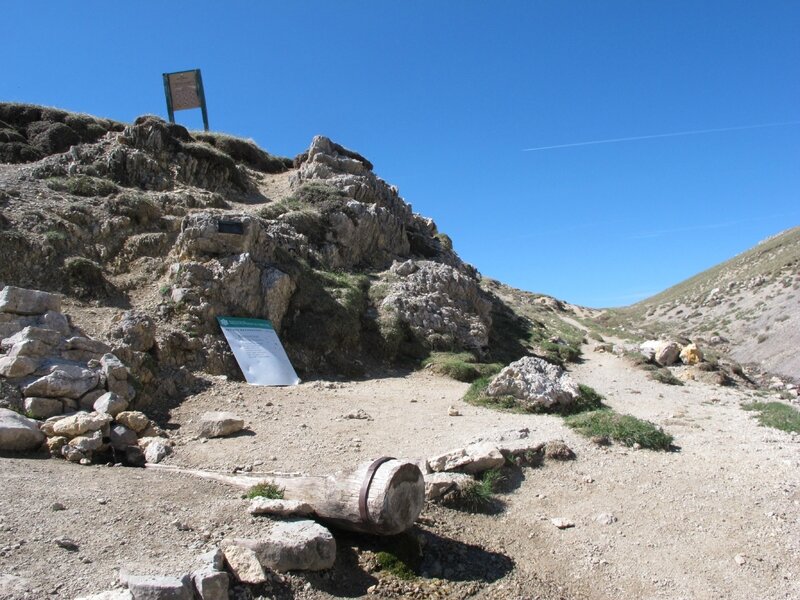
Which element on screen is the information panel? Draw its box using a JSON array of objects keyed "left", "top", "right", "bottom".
[{"left": 217, "top": 317, "right": 300, "bottom": 386}]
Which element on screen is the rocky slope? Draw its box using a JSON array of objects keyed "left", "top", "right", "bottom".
[{"left": 593, "top": 226, "right": 800, "bottom": 381}]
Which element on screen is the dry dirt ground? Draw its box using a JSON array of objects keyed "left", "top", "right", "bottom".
[{"left": 2, "top": 335, "right": 799, "bottom": 600}]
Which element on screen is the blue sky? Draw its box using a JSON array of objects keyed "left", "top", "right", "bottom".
[{"left": 3, "top": 1, "right": 798, "bottom": 306}]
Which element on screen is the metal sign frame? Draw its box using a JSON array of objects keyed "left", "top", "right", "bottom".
[{"left": 162, "top": 68, "right": 209, "bottom": 131}]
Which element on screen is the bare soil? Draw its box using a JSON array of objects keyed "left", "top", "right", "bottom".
[{"left": 2, "top": 334, "right": 799, "bottom": 599}]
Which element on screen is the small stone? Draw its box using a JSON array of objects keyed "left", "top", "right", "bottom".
[
  {"left": 595, "top": 513, "right": 617, "bottom": 525},
  {"left": 192, "top": 568, "right": 229, "bottom": 600},
  {"left": 53, "top": 537, "right": 79, "bottom": 551},
  {"left": 197, "top": 412, "right": 244, "bottom": 438},
  {"left": 551, "top": 518, "right": 575, "bottom": 529},
  {"left": 248, "top": 498, "right": 314, "bottom": 517},
  {"left": 143, "top": 439, "right": 171, "bottom": 464},
  {"left": 51, "top": 502, "right": 66, "bottom": 511},
  {"left": 447, "top": 406, "right": 461, "bottom": 417},
  {"left": 544, "top": 440, "right": 575, "bottom": 460},
  {"left": 734, "top": 554, "right": 747, "bottom": 566},
  {"left": 590, "top": 435, "right": 611, "bottom": 446},
  {"left": 126, "top": 574, "right": 193, "bottom": 600}
]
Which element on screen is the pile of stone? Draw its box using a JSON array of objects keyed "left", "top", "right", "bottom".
[
  {"left": 0, "top": 285, "right": 170, "bottom": 464},
  {"left": 422, "top": 428, "right": 570, "bottom": 502},
  {"left": 639, "top": 339, "right": 704, "bottom": 366}
]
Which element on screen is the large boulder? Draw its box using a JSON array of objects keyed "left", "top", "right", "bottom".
[
  {"left": 486, "top": 356, "right": 579, "bottom": 410},
  {"left": 680, "top": 343, "right": 703, "bottom": 365},
  {"left": 231, "top": 520, "right": 336, "bottom": 572},
  {"left": 640, "top": 340, "right": 681, "bottom": 366},
  {"left": 0, "top": 286, "right": 61, "bottom": 315},
  {"left": 0, "top": 408, "right": 45, "bottom": 450},
  {"left": 51, "top": 411, "right": 112, "bottom": 437},
  {"left": 23, "top": 364, "right": 99, "bottom": 399}
]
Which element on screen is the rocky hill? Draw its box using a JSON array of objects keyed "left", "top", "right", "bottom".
[
  {"left": 0, "top": 103, "right": 592, "bottom": 414},
  {"left": 593, "top": 226, "right": 800, "bottom": 381}
]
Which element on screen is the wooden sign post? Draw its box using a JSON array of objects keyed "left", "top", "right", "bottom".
[{"left": 162, "top": 68, "right": 209, "bottom": 131}]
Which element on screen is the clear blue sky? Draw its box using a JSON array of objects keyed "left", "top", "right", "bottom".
[{"left": 3, "top": 1, "right": 799, "bottom": 307}]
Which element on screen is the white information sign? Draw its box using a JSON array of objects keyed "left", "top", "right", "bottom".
[{"left": 217, "top": 317, "right": 300, "bottom": 386}]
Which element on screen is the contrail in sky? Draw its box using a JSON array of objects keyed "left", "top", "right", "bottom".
[{"left": 522, "top": 120, "right": 800, "bottom": 152}]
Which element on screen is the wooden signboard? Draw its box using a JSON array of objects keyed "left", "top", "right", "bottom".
[{"left": 162, "top": 68, "right": 209, "bottom": 131}]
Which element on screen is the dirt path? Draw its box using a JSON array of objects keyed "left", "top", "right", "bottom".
[{"left": 2, "top": 343, "right": 798, "bottom": 599}]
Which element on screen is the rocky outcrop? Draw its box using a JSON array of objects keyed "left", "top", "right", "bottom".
[
  {"left": 486, "top": 356, "right": 580, "bottom": 410},
  {"left": 380, "top": 260, "right": 491, "bottom": 354}
]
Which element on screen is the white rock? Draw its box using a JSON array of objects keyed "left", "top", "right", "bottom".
[
  {"left": 0, "top": 408, "right": 45, "bottom": 451},
  {"left": 486, "top": 357, "right": 579, "bottom": 410},
  {"left": 233, "top": 519, "right": 336, "bottom": 572},
  {"left": 126, "top": 574, "right": 192, "bottom": 600},
  {"left": 93, "top": 392, "right": 128, "bottom": 417},
  {"left": 595, "top": 513, "right": 617, "bottom": 525},
  {"left": 197, "top": 412, "right": 244, "bottom": 438},
  {"left": 222, "top": 544, "right": 266, "bottom": 584},
  {"left": 424, "top": 472, "right": 474, "bottom": 501},
  {"left": 191, "top": 568, "right": 228, "bottom": 600},
  {"left": 69, "top": 430, "right": 104, "bottom": 453},
  {"left": 0, "top": 355, "right": 39, "bottom": 377},
  {"left": 23, "top": 365, "right": 99, "bottom": 399},
  {"left": 427, "top": 442, "right": 506, "bottom": 474},
  {"left": 23, "top": 397, "right": 63, "bottom": 419},
  {"left": 51, "top": 411, "right": 112, "bottom": 437},
  {"left": 144, "top": 439, "right": 172, "bottom": 464},
  {"left": 0, "top": 286, "right": 61, "bottom": 315},
  {"left": 248, "top": 498, "right": 314, "bottom": 517},
  {"left": 551, "top": 518, "right": 575, "bottom": 529}
]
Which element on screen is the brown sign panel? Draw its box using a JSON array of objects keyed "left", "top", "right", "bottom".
[{"left": 168, "top": 71, "right": 201, "bottom": 110}]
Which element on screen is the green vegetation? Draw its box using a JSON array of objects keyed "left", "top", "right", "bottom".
[
  {"left": 374, "top": 534, "right": 422, "bottom": 580},
  {"left": 447, "top": 468, "right": 505, "bottom": 513},
  {"left": 193, "top": 131, "right": 292, "bottom": 173},
  {"left": 47, "top": 175, "right": 118, "bottom": 197},
  {"left": 647, "top": 367, "right": 685, "bottom": 386},
  {"left": 742, "top": 401, "right": 800, "bottom": 433},
  {"left": 421, "top": 352, "right": 502, "bottom": 383},
  {"left": 464, "top": 377, "right": 606, "bottom": 417},
  {"left": 565, "top": 410, "right": 673, "bottom": 450},
  {"left": 245, "top": 481, "right": 285, "bottom": 500}
]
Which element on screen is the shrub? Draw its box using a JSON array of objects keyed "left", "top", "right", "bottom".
[
  {"left": 742, "top": 401, "right": 800, "bottom": 433},
  {"left": 421, "top": 352, "right": 502, "bottom": 383},
  {"left": 447, "top": 469, "right": 505, "bottom": 513},
  {"left": 564, "top": 410, "right": 673, "bottom": 450},
  {"left": 649, "top": 368, "right": 684, "bottom": 386},
  {"left": 47, "top": 175, "right": 118, "bottom": 197},
  {"left": 245, "top": 481, "right": 285, "bottom": 500}
]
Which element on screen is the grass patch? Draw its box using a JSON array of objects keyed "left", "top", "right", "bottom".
[
  {"left": 565, "top": 409, "right": 673, "bottom": 450},
  {"left": 374, "top": 532, "right": 421, "bottom": 580},
  {"left": 561, "top": 384, "right": 606, "bottom": 415},
  {"left": 245, "top": 482, "right": 285, "bottom": 500},
  {"left": 47, "top": 175, "right": 118, "bottom": 197},
  {"left": 648, "top": 367, "right": 684, "bottom": 386},
  {"left": 447, "top": 469, "right": 505, "bottom": 513},
  {"left": 742, "top": 401, "right": 800, "bottom": 433},
  {"left": 421, "top": 352, "right": 502, "bottom": 383},
  {"left": 462, "top": 375, "right": 527, "bottom": 413}
]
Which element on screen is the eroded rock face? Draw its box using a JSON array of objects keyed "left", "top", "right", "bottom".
[
  {"left": 379, "top": 260, "right": 491, "bottom": 354},
  {"left": 486, "top": 356, "right": 579, "bottom": 410}
]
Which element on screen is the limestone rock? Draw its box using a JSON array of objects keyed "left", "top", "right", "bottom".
[
  {"left": 248, "top": 498, "right": 314, "bottom": 517},
  {"left": 191, "top": 568, "right": 228, "bottom": 600},
  {"left": 233, "top": 519, "right": 336, "bottom": 572},
  {"left": 486, "top": 356, "right": 579, "bottom": 410},
  {"left": 0, "top": 408, "right": 45, "bottom": 450},
  {"left": 115, "top": 411, "right": 150, "bottom": 433},
  {"left": 110, "top": 424, "right": 138, "bottom": 450},
  {"left": 93, "top": 392, "right": 128, "bottom": 417},
  {"left": 143, "top": 439, "right": 171, "bottom": 464},
  {"left": 427, "top": 442, "right": 505, "bottom": 474},
  {"left": 51, "top": 411, "right": 112, "bottom": 437},
  {"left": 379, "top": 260, "right": 491, "bottom": 353},
  {"left": 23, "top": 396, "right": 63, "bottom": 419},
  {"left": 126, "top": 574, "right": 192, "bottom": 600},
  {"left": 108, "top": 311, "right": 156, "bottom": 352},
  {"left": 640, "top": 340, "right": 681, "bottom": 367},
  {"left": 680, "top": 343, "right": 703, "bottom": 365},
  {"left": 0, "top": 286, "right": 61, "bottom": 315},
  {"left": 23, "top": 364, "right": 99, "bottom": 399},
  {"left": 424, "top": 472, "right": 474, "bottom": 501},
  {"left": 222, "top": 544, "right": 266, "bottom": 584},
  {"left": 0, "top": 355, "right": 39, "bottom": 377},
  {"left": 197, "top": 411, "right": 244, "bottom": 438},
  {"left": 68, "top": 429, "right": 104, "bottom": 453},
  {"left": 100, "top": 353, "right": 129, "bottom": 380}
]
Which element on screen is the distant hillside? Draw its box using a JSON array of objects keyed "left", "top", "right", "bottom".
[{"left": 594, "top": 226, "right": 800, "bottom": 379}]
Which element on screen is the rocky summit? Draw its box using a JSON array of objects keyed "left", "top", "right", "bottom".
[{"left": 1, "top": 103, "right": 798, "bottom": 600}]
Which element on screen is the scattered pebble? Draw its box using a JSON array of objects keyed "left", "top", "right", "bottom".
[
  {"left": 53, "top": 537, "right": 79, "bottom": 551},
  {"left": 734, "top": 554, "right": 747, "bottom": 566},
  {"left": 551, "top": 518, "right": 575, "bottom": 529},
  {"left": 447, "top": 406, "right": 461, "bottom": 417},
  {"left": 50, "top": 503, "right": 66, "bottom": 512}
]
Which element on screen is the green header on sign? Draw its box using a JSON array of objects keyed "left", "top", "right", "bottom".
[{"left": 217, "top": 317, "right": 274, "bottom": 330}]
